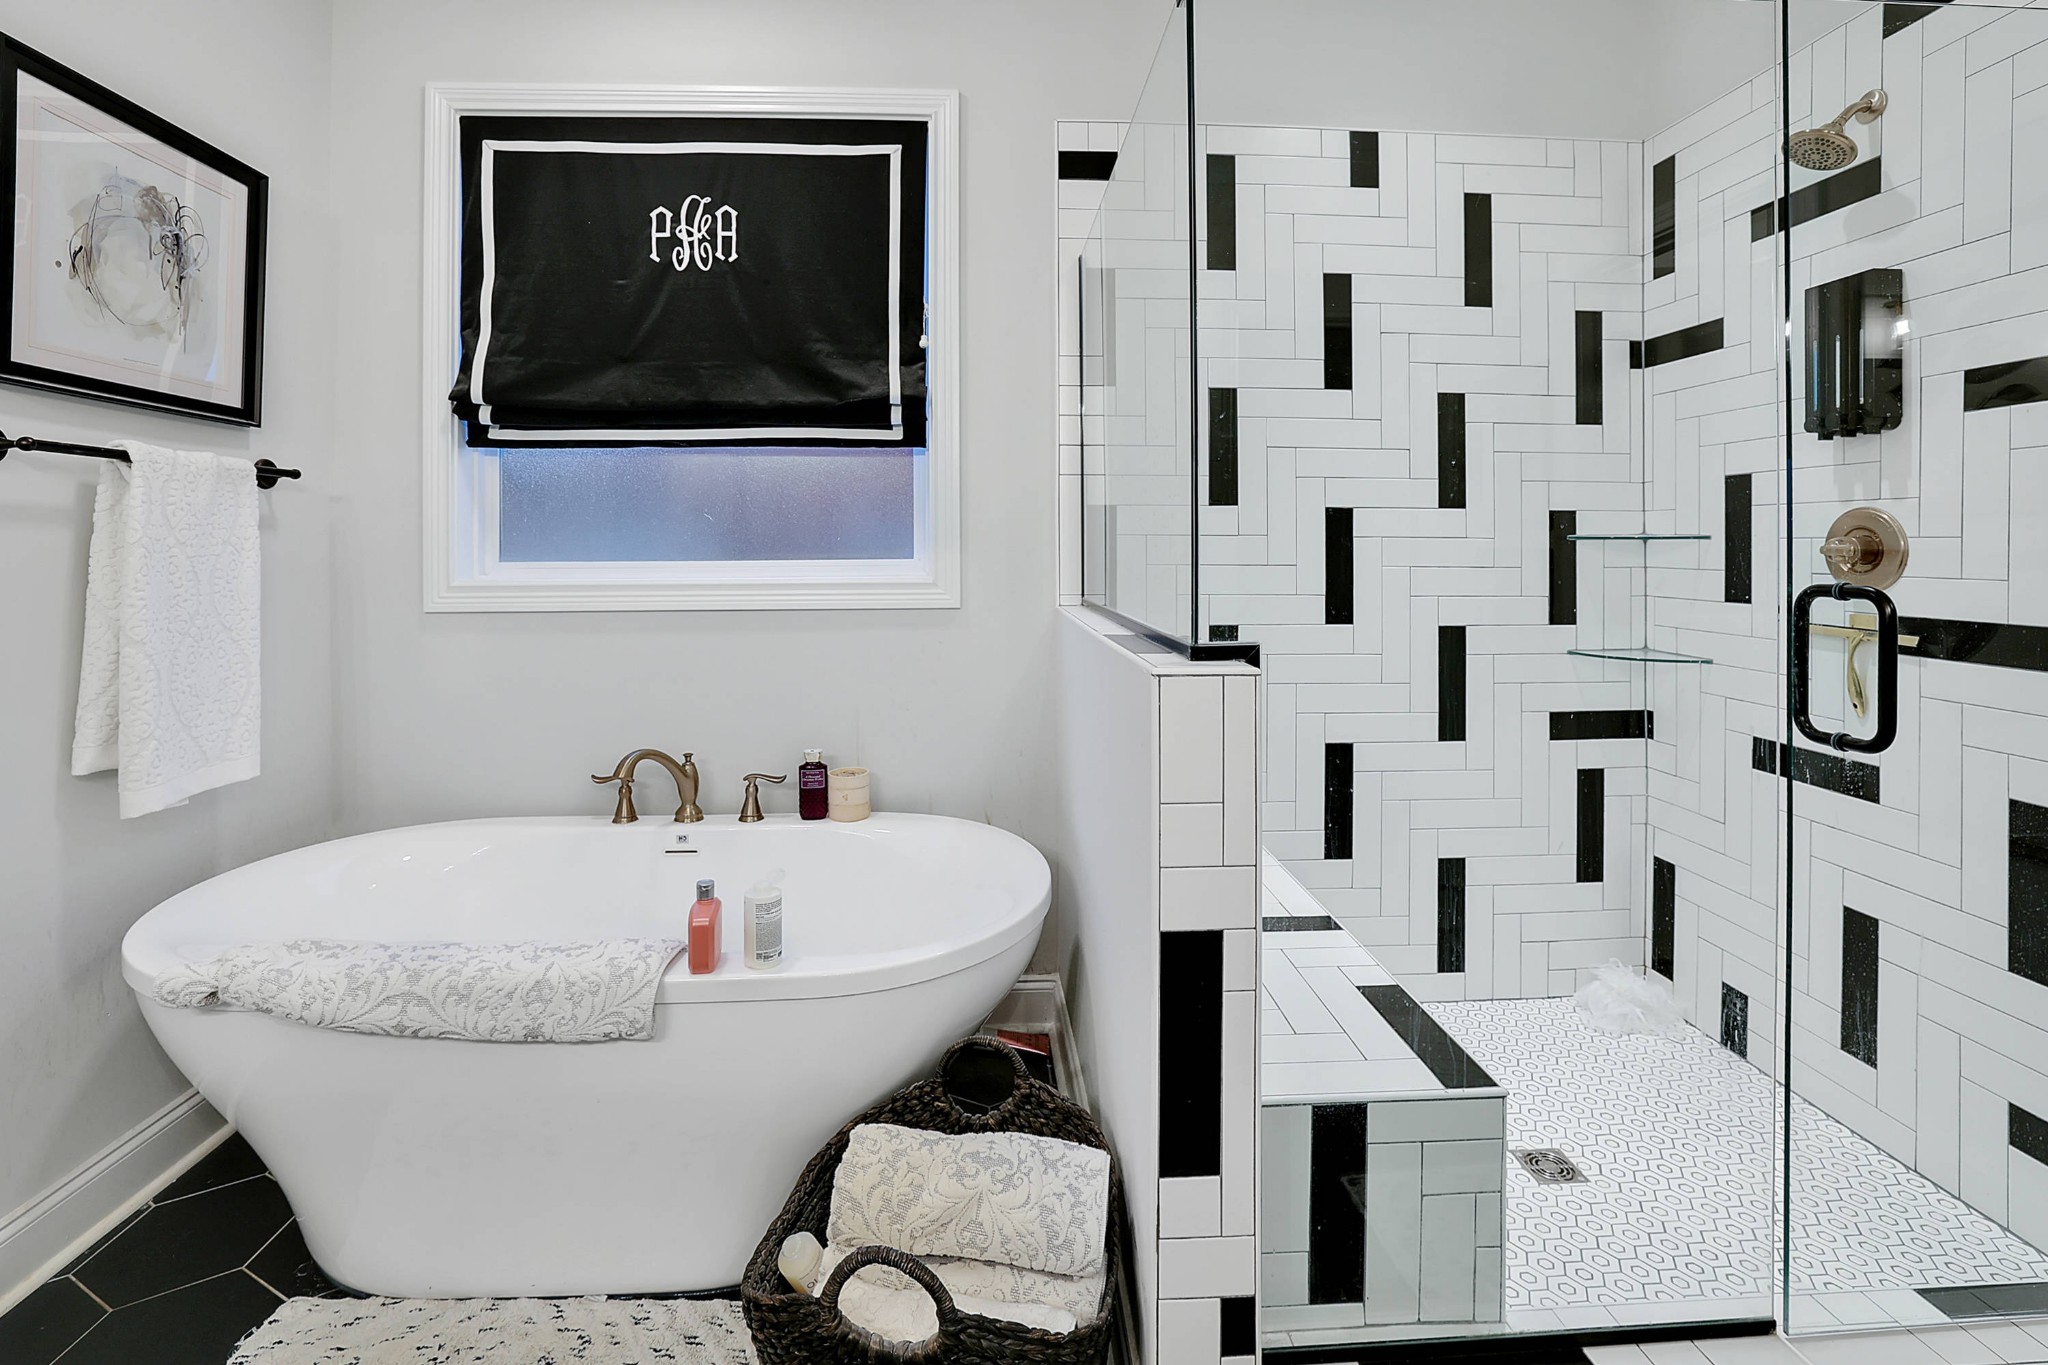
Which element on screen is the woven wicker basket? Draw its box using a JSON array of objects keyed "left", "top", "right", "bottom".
[{"left": 740, "top": 1036, "right": 1124, "bottom": 1365}]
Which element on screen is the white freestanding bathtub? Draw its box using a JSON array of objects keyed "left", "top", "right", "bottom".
[{"left": 121, "top": 813, "right": 1050, "bottom": 1297}]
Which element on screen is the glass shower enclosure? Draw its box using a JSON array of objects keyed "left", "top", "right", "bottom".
[{"left": 1078, "top": 0, "right": 2048, "bottom": 1351}]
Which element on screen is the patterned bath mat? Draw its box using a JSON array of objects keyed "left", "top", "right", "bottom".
[{"left": 229, "top": 1295, "right": 756, "bottom": 1364}]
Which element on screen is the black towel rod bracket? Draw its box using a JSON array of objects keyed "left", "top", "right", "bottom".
[{"left": 0, "top": 431, "right": 301, "bottom": 490}]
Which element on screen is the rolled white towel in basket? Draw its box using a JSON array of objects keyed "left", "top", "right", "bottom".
[
  {"left": 827, "top": 1123, "right": 1111, "bottom": 1278},
  {"left": 818, "top": 1245, "right": 1077, "bottom": 1344}
]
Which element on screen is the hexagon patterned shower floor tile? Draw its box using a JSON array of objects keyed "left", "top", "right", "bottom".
[{"left": 1426, "top": 997, "right": 2048, "bottom": 1311}]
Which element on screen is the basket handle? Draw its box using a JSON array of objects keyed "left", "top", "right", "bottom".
[
  {"left": 937, "top": 1035, "right": 1034, "bottom": 1122},
  {"left": 817, "top": 1244, "right": 966, "bottom": 1336}
]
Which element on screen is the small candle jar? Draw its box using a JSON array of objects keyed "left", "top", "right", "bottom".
[{"left": 827, "top": 767, "right": 871, "bottom": 822}]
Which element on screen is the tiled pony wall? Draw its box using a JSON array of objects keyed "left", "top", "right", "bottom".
[{"left": 1648, "top": 0, "right": 2048, "bottom": 1255}]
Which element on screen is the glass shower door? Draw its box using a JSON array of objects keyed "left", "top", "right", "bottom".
[{"left": 1781, "top": 0, "right": 2048, "bottom": 1337}]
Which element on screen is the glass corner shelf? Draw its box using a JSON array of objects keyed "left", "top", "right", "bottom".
[
  {"left": 1567, "top": 647, "right": 1714, "bottom": 665},
  {"left": 1566, "top": 533, "right": 1712, "bottom": 542}
]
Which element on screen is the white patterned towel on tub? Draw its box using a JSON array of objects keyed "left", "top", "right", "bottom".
[
  {"left": 153, "top": 939, "right": 685, "bottom": 1042},
  {"left": 71, "top": 442, "right": 263, "bottom": 819}
]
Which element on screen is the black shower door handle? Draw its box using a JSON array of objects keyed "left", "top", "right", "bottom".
[{"left": 1793, "top": 582, "right": 1899, "bottom": 753}]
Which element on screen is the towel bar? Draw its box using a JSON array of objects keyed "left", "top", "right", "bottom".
[{"left": 0, "top": 432, "right": 301, "bottom": 489}]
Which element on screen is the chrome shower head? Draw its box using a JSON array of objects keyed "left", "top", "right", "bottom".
[{"left": 1788, "top": 89, "right": 1888, "bottom": 171}]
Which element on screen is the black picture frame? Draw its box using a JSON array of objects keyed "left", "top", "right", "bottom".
[{"left": 0, "top": 34, "right": 267, "bottom": 426}]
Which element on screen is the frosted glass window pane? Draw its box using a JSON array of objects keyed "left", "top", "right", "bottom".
[{"left": 495, "top": 447, "right": 920, "bottom": 562}]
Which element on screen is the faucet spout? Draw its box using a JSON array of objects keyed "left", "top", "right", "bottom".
[{"left": 592, "top": 749, "right": 703, "bottom": 824}]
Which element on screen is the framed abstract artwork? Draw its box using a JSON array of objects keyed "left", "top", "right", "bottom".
[{"left": 0, "top": 35, "right": 266, "bottom": 425}]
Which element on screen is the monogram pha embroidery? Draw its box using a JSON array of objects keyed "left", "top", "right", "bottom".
[{"left": 648, "top": 196, "right": 738, "bottom": 272}]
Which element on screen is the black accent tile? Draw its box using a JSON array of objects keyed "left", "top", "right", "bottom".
[
  {"left": 1842, "top": 907, "right": 1880, "bottom": 1068},
  {"left": 1652, "top": 155, "right": 1677, "bottom": 279},
  {"left": 1724, "top": 474, "right": 1753, "bottom": 604},
  {"left": 1787, "top": 158, "right": 1883, "bottom": 228},
  {"left": 1920, "top": 1282, "right": 2048, "bottom": 1320},
  {"left": 1325, "top": 506, "right": 1354, "bottom": 625},
  {"left": 1349, "top": 131, "right": 1380, "bottom": 189},
  {"left": 1548, "top": 510, "right": 1577, "bottom": 626},
  {"left": 1438, "top": 858, "right": 1467, "bottom": 975},
  {"left": 2014, "top": 1103, "right": 2048, "bottom": 1167},
  {"left": 1439, "top": 625, "right": 1467, "bottom": 743},
  {"left": 0, "top": 1277, "right": 106, "bottom": 1365},
  {"left": 1464, "top": 193, "right": 1493, "bottom": 308},
  {"left": 157, "top": 1134, "right": 267, "bottom": 1203},
  {"left": 1751, "top": 202, "right": 1777, "bottom": 241},
  {"left": 1903, "top": 617, "right": 2048, "bottom": 671},
  {"left": 1885, "top": 0, "right": 1954, "bottom": 36},
  {"left": 1575, "top": 312, "right": 1603, "bottom": 426},
  {"left": 70, "top": 1174, "right": 294, "bottom": 1309},
  {"left": 1652, "top": 857, "right": 1676, "bottom": 981},
  {"left": 1577, "top": 769, "right": 1605, "bottom": 883},
  {"left": 1206, "top": 154, "right": 1236, "bottom": 272},
  {"left": 1220, "top": 1295, "right": 1255, "bottom": 1356},
  {"left": 1324, "top": 742, "right": 1354, "bottom": 861},
  {"left": 1751, "top": 738, "right": 1882, "bottom": 804},
  {"left": 245, "top": 1221, "right": 339, "bottom": 1299},
  {"left": 1721, "top": 983, "right": 1750, "bottom": 1058},
  {"left": 1159, "top": 931, "right": 1224, "bottom": 1179},
  {"left": 1323, "top": 274, "right": 1352, "bottom": 390},
  {"left": 1057, "top": 150, "right": 1117, "bottom": 181},
  {"left": 1964, "top": 356, "right": 2048, "bottom": 411},
  {"left": 2011, "top": 799, "right": 2048, "bottom": 988},
  {"left": 1265, "top": 914, "right": 1343, "bottom": 933},
  {"left": 1307, "top": 1104, "right": 1368, "bottom": 1303},
  {"left": 1209, "top": 624, "right": 1239, "bottom": 643},
  {"left": 1358, "top": 986, "right": 1497, "bottom": 1089},
  {"left": 1549, "top": 710, "right": 1652, "bottom": 742},
  {"left": 1643, "top": 318, "right": 1726, "bottom": 368},
  {"left": 1628, "top": 340, "right": 1644, "bottom": 370},
  {"left": 56, "top": 1271, "right": 281, "bottom": 1365},
  {"left": 1438, "top": 393, "right": 1467, "bottom": 509},
  {"left": 1208, "top": 388, "right": 1239, "bottom": 507}
]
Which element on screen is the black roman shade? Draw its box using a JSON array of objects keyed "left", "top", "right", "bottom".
[{"left": 450, "top": 115, "right": 928, "bottom": 447}]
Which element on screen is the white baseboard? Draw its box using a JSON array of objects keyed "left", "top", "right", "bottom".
[{"left": 0, "top": 1091, "right": 229, "bottom": 1316}]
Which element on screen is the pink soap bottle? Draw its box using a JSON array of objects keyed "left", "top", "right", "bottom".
[
  {"left": 799, "top": 749, "right": 829, "bottom": 821},
  {"left": 689, "top": 878, "right": 721, "bottom": 974}
]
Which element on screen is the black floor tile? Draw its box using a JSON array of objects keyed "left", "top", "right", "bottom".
[
  {"left": 156, "top": 1136, "right": 268, "bottom": 1204},
  {"left": 71, "top": 1175, "right": 293, "bottom": 1308},
  {"left": 244, "top": 1220, "right": 340, "bottom": 1299},
  {"left": 60, "top": 1208, "right": 150, "bottom": 1277},
  {"left": 0, "top": 1277, "right": 105, "bottom": 1365},
  {"left": 58, "top": 1271, "right": 280, "bottom": 1365}
]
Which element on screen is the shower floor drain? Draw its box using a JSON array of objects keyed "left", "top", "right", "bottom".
[{"left": 1512, "top": 1147, "right": 1589, "bottom": 1183}]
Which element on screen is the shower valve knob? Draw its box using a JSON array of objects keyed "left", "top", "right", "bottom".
[{"left": 1819, "top": 507, "right": 1909, "bottom": 589}]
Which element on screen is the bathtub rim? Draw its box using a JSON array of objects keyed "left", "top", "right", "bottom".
[{"left": 121, "top": 811, "right": 1051, "bottom": 1006}]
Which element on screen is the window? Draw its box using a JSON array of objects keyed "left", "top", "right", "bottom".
[{"left": 422, "top": 85, "right": 958, "bottom": 611}]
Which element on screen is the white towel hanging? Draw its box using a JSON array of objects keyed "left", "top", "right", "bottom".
[{"left": 72, "top": 441, "right": 262, "bottom": 818}]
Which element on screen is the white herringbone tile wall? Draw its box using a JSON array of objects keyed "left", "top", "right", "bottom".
[
  {"left": 1647, "top": 0, "right": 2048, "bottom": 1265},
  {"left": 1188, "top": 122, "right": 1659, "bottom": 1003}
]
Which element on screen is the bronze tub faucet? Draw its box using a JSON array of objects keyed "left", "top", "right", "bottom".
[{"left": 593, "top": 750, "right": 703, "bottom": 824}]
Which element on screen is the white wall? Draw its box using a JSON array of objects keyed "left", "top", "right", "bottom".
[
  {"left": 1195, "top": 0, "right": 1775, "bottom": 142},
  {"left": 323, "top": 0, "right": 1170, "bottom": 970},
  {"left": 0, "top": 0, "right": 338, "bottom": 1225}
]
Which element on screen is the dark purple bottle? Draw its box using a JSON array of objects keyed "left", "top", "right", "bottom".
[{"left": 799, "top": 749, "right": 829, "bottom": 821}]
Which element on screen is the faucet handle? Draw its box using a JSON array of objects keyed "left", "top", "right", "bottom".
[
  {"left": 591, "top": 772, "right": 638, "bottom": 824},
  {"left": 676, "top": 751, "right": 703, "bottom": 824},
  {"left": 738, "top": 772, "right": 787, "bottom": 823}
]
